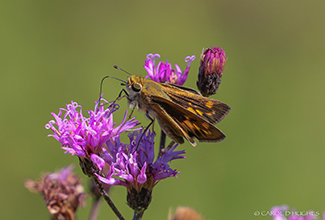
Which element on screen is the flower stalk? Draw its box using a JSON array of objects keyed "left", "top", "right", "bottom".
[{"left": 93, "top": 176, "right": 125, "bottom": 220}]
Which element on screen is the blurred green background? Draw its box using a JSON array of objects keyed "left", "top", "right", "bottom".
[{"left": 1, "top": 0, "right": 325, "bottom": 219}]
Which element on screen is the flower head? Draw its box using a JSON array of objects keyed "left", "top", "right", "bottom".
[
  {"left": 45, "top": 97, "right": 140, "bottom": 176},
  {"left": 197, "top": 47, "right": 226, "bottom": 96},
  {"left": 95, "top": 128, "right": 186, "bottom": 212},
  {"left": 25, "top": 165, "right": 86, "bottom": 220},
  {"left": 144, "top": 53, "right": 196, "bottom": 85}
]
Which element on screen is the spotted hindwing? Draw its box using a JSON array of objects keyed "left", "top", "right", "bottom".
[
  {"left": 160, "top": 83, "right": 230, "bottom": 124},
  {"left": 149, "top": 95, "right": 226, "bottom": 146}
]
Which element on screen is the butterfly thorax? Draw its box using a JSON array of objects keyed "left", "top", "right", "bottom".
[{"left": 126, "top": 75, "right": 170, "bottom": 112}]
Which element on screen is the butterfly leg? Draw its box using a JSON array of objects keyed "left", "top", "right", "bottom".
[
  {"left": 109, "top": 89, "right": 134, "bottom": 137},
  {"left": 112, "top": 89, "right": 136, "bottom": 121},
  {"left": 135, "top": 117, "right": 155, "bottom": 150},
  {"left": 157, "top": 139, "right": 176, "bottom": 158},
  {"left": 144, "top": 112, "right": 156, "bottom": 133},
  {"left": 115, "top": 89, "right": 129, "bottom": 101},
  {"left": 101, "top": 89, "right": 129, "bottom": 110}
]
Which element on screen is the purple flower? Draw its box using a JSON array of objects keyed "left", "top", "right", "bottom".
[
  {"left": 45, "top": 97, "right": 140, "bottom": 176},
  {"left": 197, "top": 47, "right": 226, "bottom": 96},
  {"left": 144, "top": 53, "right": 196, "bottom": 85},
  {"left": 95, "top": 128, "right": 186, "bottom": 212},
  {"left": 25, "top": 165, "right": 86, "bottom": 220}
]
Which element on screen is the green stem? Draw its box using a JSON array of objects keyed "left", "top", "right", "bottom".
[
  {"left": 157, "top": 130, "right": 166, "bottom": 159},
  {"left": 132, "top": 211, "right": 144, "bottom": 220}
]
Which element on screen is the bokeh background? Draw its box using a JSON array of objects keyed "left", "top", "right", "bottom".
[{"left": 1, "top": 1, "right": 325, "bottom": 219}]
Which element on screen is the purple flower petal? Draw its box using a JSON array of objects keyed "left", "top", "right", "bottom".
[
  {"left": 46, "top": 97, "right": 140, "bottom": 160},
  {"left": 90, "top": 154, "right": 105, "bottom": 171},
  {"left": 144, "top": 53, "right": 195, "bottom": 85},
  {"left": 99, "top": 128, "right": 185, "bottom": 189}
]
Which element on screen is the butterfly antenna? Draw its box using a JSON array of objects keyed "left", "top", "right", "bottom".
[
  {"left": 114, "top": 65, "right": 132, "bottom": 76},
  {"left": 99, "top": 75, "right": 127, "bottom": 101}
]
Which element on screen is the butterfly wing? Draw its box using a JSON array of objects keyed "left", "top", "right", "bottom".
[
  {"left": 149, "top": 95, "right": 226, "bottom": 146},
  {"left": 160, "top": 83, "right": 230, "bottom": 125},
  {"left": 149, "top": 102, "right": 193, "bottom": 146}
]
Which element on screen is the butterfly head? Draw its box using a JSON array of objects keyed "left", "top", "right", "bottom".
[
  {"left": 126, "top": 75, "right": 146, "bottom": 109},
  {"left": 126, "top": 75, "right": 144, "bottom": 95}
]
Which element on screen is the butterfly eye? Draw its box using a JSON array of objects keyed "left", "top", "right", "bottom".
[{"left": 131, "top": 83, "right": 142, "bottom": 92}]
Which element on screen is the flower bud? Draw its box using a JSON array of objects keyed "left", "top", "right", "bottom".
[{"left": 197, "top": 47, "right": 226, "bottom": 96}]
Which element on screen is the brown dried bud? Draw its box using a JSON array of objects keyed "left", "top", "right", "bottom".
[{"left": 25, "top": 165, "right": 86, "bottom": 220}]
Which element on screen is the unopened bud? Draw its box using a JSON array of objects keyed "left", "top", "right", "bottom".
[{"left": 197, "top": 47, "right": 226, "bottom": 96}]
